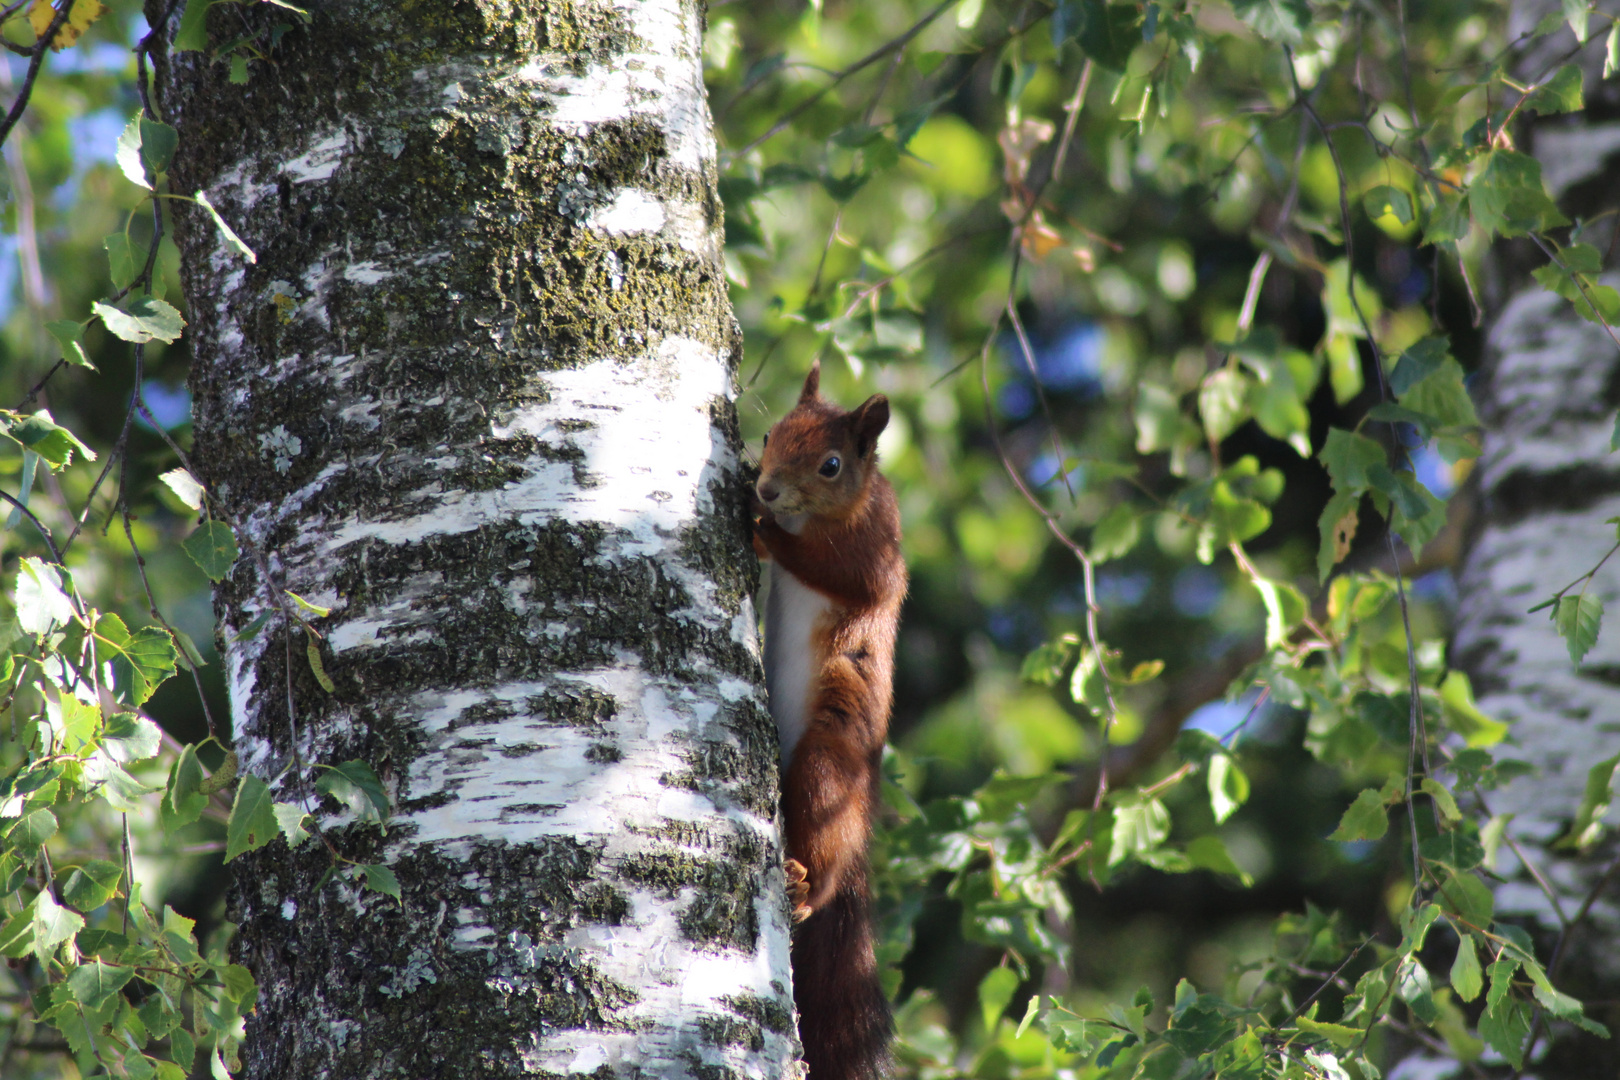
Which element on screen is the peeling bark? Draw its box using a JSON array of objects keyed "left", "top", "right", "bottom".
[
  {"left": 149, "top": 0, "right": 799, "bottom": 1075},
  {"left": 1450, "top": 7, "right": 1620, "bottom": 1072}
]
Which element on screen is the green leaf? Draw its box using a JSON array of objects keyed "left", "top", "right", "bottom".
[
  {"left": 1199, "top": 368, "right": 1248, "bottom": 443},
  {"left": 1206, "top": 482, "right": 1270, "bottom": 548},
  {"left": 79, "top": 927, "right": 129, "bottom": 957},
  {"left": 1524, "top": 960, "right": 1586, "bottom": 1021},
  {"left": 1369, "top": 466, "right": 1447, "bottom": 558},
  {"left": 1438, "top": 670, "right": 1508, "bottom": 747},
  {"left": 173, "top": 0, "right": 218, "bottom": 49},
  {"left": 103, "top": 711, "right": 163, "bottom": 763},
  {"left": 1230, "top": 0, "right": 1310, "bottom": 43},
  {"left": 1316, "top": 489, "right": 1360, "bottom": 583},
  {"left": 231, "top": 610, "right": 274, "bottom": 643},
  {"left": 1554, "top": 592, "right": 1604, "bottom": 664},
  {"left": 1396, "top": 959, "right": 1439, "bottom": 1023},
  {"left": 60, "top": 859, "right": 123, "bottom": 911},
  {"left": 1253, "top": 577, "right": 1306, "bottom": 650},
  {"left": 183, "top": 521, "right": 239, "bottom": 582},
  {"left": 230, "top": 54, "right": 251, "bottom": 84},
  {"left": 1185, "top": 834, "right": 1253, "bottom": 885},
  {"left": 66, "top": 959, "right": 134, "bottom": 1009},
  {"left": 1561, "top": 0, "right": 1589, "bottom": 41},
  {"left": 116, "top": 116, "right": 153, "bottom": 189},
  {"left": 1607, "top": 21, "right": 1619, "bottom": 80},
  {"left": 978, "top": 965, "right": 1020, "bottom": 1030},
  {"left": 84, "top": 755, "right": 156, "bottom": 812},
  {"left": 44, "top": 320, "right": 93, "bottom": 369},
  {"left": 162, "top": 904, "right": 202, "bottom": 965},
  {"left": 1480, "top": 988, "right": 1530, "bottom": 1068},
  {"left": 32, "top": 891, "right": 84, "bottom": 965},
  {"left": 1163, "top": 995, "right": 1235, "bottom": 1056},
  {"left": 273, "top": 802, "right": 311, "bottom": 847},
  {"left": 1389, "top": 337, "right": 1448, "bottom": 395},
  {"left": 1419, "top": 830, "right": 1484, "bottom": 871},
  {"left": 1400, "top": 357, "right": 1479, "bottom": 430},
  {"left": 1420, "top": 778, "right": 1461, "bottom": 823},
  {"left": 1470, "top": 150, "right": 1570, "bottom": 238},
  {"left": 93, "top": 613, "right": 179, "bottom": 707},
  {"left": 1021, "top": 635, "right": 1078, "bottom": 686},
  {"left": 1363, "top": 185, "right": 1413, "bottom": 225},
  {"left": 160, "top": 467, "right": 206, "bottom": 510},
  {"left": 220, "top": 962, "right": 258, "bottom": 1008},
  {"left": 361, "top": 862, "right": 402, "bottom": 903},
  {"left": 226, "top": 775, "right": 280, "bottom": 861},
  {"left": 1525, "top": 64, "right": 1584, "bottom": 114},
  {"left": 1090, "top": 504, "right": 1141, "bottom": 562},
  {"left": 316, "top": 760, "right": 389, "bottom": 823},
  {"left": 1330, "top": 788, "right": 1389, "bottom": 842},
  {"left": 1424, "top": 192, "right": 1470, "bottom": 245},
  {"left": 1319, "top": 429, "right": 1387, "bottom": 492},
  {"left": 195, "top": 191, "right": 257, "bottom": 263},
  {"left": 105, "top": 232, "right": 145, "bottom": 290},
  {"left": 5, "top": 807, "right": 58, "bottom": 851},
  {"left": 7, "top": 410, "right": 97, "bottom": 469},
  {"left": 1074, "top": 0, "right": 1142, "bottom": 70},
  {"left": 93, "top": 297, "right": 186, "bottom": 344},
  {"left": 1135, "top": 383, "right": 1186, "bottom": 453},
  {"left": 169, "top": 1026, "right": 197, "bottom": 1071},
  {"left": 1563, "top": 753, "right": 1619, "bottom": 850},
  {"left": 1294, "top": 1015, "right": 1362, "bottom": 1049},
  {"left": 1108, "top": 795, "right": 1170, "bottom": 865},
  {"left": 161, "top": 745, "right": 209, "bottom": 833},
  {"left": 0, "top": 898, "right": 35, "bottom": 956},
  {"left": 43, "top": 693, "right": 99, "bottom": 754},
  {"left": 1450, "top": 932, "right": 1483, "bottom": 1001},
  {"left": 1398, "top": 902, "right": 1441, "bottom": 956},
  {"left": 1207, "top": 754, "right": 1249, "bottom": 825},
  {"left": 139, "top": 118, "right": 179, "bottom": 176}
]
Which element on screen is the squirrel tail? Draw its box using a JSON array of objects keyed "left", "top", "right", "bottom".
[{"left": 791, "top": 869, "right": 892, "bottom": 1080}]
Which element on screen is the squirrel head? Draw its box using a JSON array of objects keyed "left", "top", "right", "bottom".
[{"left": 756, "top": 361, "right": 890, "bottom": 521}]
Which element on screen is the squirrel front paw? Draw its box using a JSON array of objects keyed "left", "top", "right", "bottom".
[{"left": 784, "top": 858, "right": 812, "bottom": 923}]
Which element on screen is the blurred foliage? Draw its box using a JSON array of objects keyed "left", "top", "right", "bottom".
[
  {"left": 0, "top": 0, "right": 1618, "bottom": 1075},
  {"left": 709, "top": 0, "right": 1619, "bottom": 1074}
]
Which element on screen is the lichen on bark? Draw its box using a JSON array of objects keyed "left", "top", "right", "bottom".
[{"left": 149, "top": 0, "right": 797, "bottom": 1074}]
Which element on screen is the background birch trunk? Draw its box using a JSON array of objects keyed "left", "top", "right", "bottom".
[
  {"left": 149, "top": 0, "right": 799, "bottom": 1075},
  {"left": 1451, "top": 8, "right": 1620, "bottom": 1071}
]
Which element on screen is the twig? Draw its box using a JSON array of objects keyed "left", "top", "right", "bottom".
[{"left": 726, "top": 0, "right": 960, "bottom": 161}]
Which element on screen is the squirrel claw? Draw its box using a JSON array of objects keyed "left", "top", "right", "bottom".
[{"left": 784, "top": 858, "right": 812, "bottom": 922}]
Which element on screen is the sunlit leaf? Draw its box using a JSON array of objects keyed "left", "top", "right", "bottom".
[{"left": 226, "top": 776, "right": 280, "bottom": 862}]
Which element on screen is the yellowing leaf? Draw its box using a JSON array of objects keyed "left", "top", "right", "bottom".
[{"left": 28, "top": 0, "right": 107, "bottom": 50}]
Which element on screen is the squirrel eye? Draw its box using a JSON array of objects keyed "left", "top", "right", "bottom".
[
  {"left": 819, "top": 456, "right": 841, "bottom": 478},
  {"left": 762, "top": 433, "right": 769, "bottom": 448}
]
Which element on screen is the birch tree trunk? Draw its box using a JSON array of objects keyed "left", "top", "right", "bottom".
[
  {"left": 1451, "top": 13, "right": 1620, "bottom": 1072},
  {"left": 149, "top": 1, "right": 799, "bottom": 1075}
]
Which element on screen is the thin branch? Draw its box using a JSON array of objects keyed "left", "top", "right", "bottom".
[
  {"left": 726, "top": 0, "right": 960, "bottom": 162},
  {"left": 0, "top": 488, "right": 63, "bottom": 564}
]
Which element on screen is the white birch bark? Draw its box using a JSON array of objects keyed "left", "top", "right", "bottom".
[{"left": 152, "top": 0, "right": 799, "bottom": 1074}]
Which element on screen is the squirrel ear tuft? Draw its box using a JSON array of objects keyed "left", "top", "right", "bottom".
[
  {"left": 852, "top": 395, "right": 889, "bottom": 458},
  {"left": 799, "top": 361, "right": 822, "bottom": 403}
]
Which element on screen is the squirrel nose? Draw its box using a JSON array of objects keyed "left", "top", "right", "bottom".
[{"left": 757, "top": 481, "right": 780, "bottom": 504}]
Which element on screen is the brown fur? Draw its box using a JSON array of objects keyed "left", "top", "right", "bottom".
[{"left": 755, "top": 362, "right": 906, "bottom": 1080}]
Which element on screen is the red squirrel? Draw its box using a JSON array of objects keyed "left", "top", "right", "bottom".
[{"left": 753, "top": 362, "right": 905, "bottom": 1080}]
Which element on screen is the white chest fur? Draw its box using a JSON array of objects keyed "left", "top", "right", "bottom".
[{"left": 762, "top": 563, "right": 834, "bottom": 767}]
